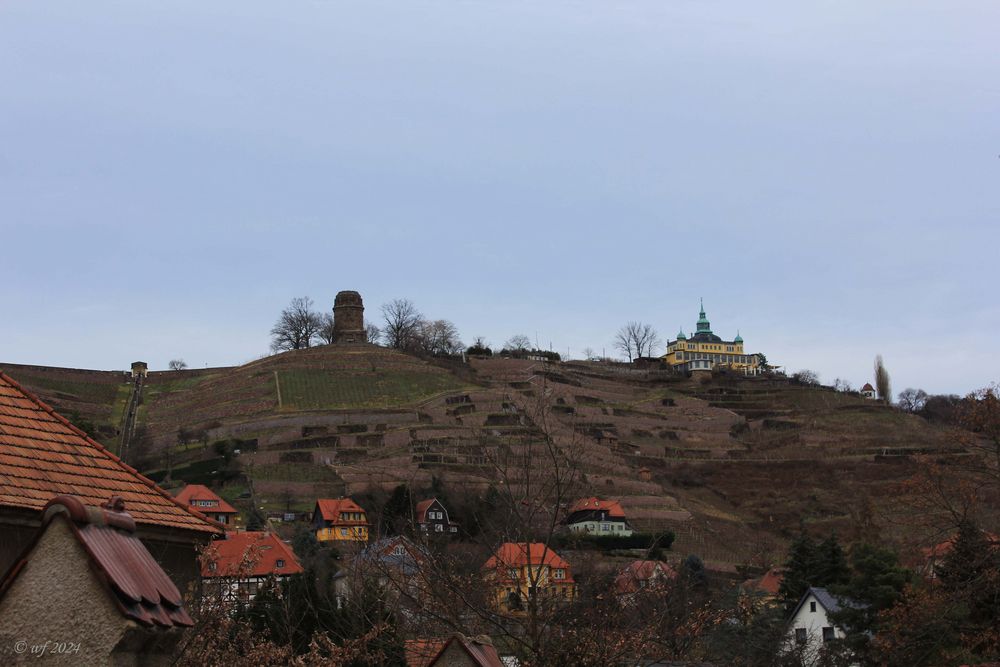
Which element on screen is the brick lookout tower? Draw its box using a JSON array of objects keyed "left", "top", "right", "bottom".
[{"left": 332, "top": 290, "right": 367, "bottom": 344}]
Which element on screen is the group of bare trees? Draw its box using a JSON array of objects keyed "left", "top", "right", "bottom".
[
  {"left": 614, "top": 321, "right": 662, "bottom": 362},
  {"left": 380, "top": 298, "right": 463, "bottom": 356},
  {"left": 270, "top": 296, "right": 381, "bottom": 352}
]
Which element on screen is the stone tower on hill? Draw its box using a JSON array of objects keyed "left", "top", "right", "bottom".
[{"left": 333, "top": 291, "right": 367, "bottom": 344}]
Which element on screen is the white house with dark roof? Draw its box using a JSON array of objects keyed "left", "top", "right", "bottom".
[{"left": 784, "top": 587, "right": 862, "bottom": 665}]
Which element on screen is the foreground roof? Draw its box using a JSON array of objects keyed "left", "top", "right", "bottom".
[
  {"left": 742, "top": 567, "right": 784, "bottom": 596},
  {"left": 202, "top": 531, "right": 303, "bottom": 578},
  {"left": 0, "top": 495, "right": 194, "bottom": 628},
  {"left": 315, "top": 497, "right": 368, "bottom": 525},
  {"left": 790, "top": 586, "right": 866, "bottom": 620},
  {"left": 0, "top": 372, "right": 220, "bottom": 535},
  {"left": 428, "top": 634, "right": 504, "bottom": 667},
  {"left": 174, "top": 484, "right": 238, "bottom": 514}
]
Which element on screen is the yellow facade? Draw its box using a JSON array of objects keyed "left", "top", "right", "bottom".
[
  {"left": 662, "top": 302, "right": 761, "bottom": 374},
  {"left": 485, "top": 544, "right": 577, "bottom": 612},
  {"left": 316, "top": 524, "right": 369, "bottom": 542}
]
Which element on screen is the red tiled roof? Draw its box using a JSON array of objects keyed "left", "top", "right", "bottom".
[
  {"left": 202, "top": 531, "right": 303, "bottom": 578},
  {"left": 568, "top": 497, "right": 627, "bottom": 518},
  {"left": 921, "top": 531, "right": 1000, "bottom": 559},
  {"left": 0, "top": 495, "right": 194, "bottom": 628},
  {"left": 404, "top": 638, "right": 448, "bottom": 667},
  {"left": 0, "top": 372, "right": 220, "bottom": 535},
  {"left": 861, "top": 383, "right": 875, "bottom": 392},
  {"left": 483, "top": 542, "right": 574, "bottom": 583},
  {"left": 742, "top": 567, "right": 783, "bottom": 596},
  {"left": 427, "top": 634, "right": 503, "bottom": 667},
  {"left": 315, "top": 497, "right": 369, "bottom": 525},
  {"left": 174, "top": 484, "right": 238, "bottom": 514},
  {"left": 614, "top": 560, "right": 677, "bottom": 595}
]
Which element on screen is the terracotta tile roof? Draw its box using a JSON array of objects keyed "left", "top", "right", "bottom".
[
  {"left": 315, "top": 497, "right": 369, "bottom": 526},
  {"left": 404, "top": 638, "right": 447, "bottom": 667},
  {"left": 614, "top": 560, "right": 677, "bottom": 595},
  {"left": 427, "top": 634, "right": 504, "bottom": 667},
  {"left": 483, "top": 542, "right": 574, "bottom": 583},
  {"left": 202, "top": 531, "right": 303, "bottom": 578},
  {"left": 861, "top": 383, "right": 875, "bottom": 392},
  {"left": 567, "top": 497, "right": 627, "bottom": 519},
  {"left": 0, "top": 372, "right": 220, "bottom": 535},
  {"left": 741, "top": 567, "right": 783, "bottom": 596},
  {"left": 0, "top": 495, "right": 194, "bottom": 628},
  {"left": 174, "top": 484, "right": 238, "bottom": 515}
]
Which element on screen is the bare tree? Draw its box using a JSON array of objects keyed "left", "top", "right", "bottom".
[
  {"left": 381, "top": 299, "right": 422, "bottom": 349},
  {"left": 874, "top": 354, "right": 891, "bottom": 403},
  {"left": 582, "top": 347, "right": 596, "bottom": 361},
  {"left": 270, "top": 296, "right": 323, "bottom": 351},
  {"left": 317, "top": 312, "right": 336, "bottom": 345},
  {"left": 614, "top": 322, "right": 661, "bottom": 362},
  {"left": 504, "top": 334, "right": 532, "bottom": 352},
  {"left": 897, "top": 388, "right": 929, "bottom": 412},
  {"left": 365, "top": 320, "right": 382, "bottom": 346},
  {"left": 168, "top": 359, "right": 188, "bottom": 371},
  {"left": 414, "top": 319, "right": 463, "bottom": 356},
  {"left": 833, "top": 378, "right": 853, "bottom": 393}
]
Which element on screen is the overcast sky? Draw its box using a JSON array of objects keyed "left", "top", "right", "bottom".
[{"left": 1, "top": 0, "right": 997, "bottom": 396}]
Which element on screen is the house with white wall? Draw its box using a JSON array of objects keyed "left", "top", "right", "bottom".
[{"left": 784, "top": 587, "right": 861, "bottom": 666}]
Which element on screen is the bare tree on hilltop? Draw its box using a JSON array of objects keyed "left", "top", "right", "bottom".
[
  {"left": 317, "top": 312, "right": 336, "bottom": 345},
  {"left": 381, "top": 298, "right": 422, "bottom": 349},
  {"left": 614, "top": 321, "right": 661, "bottom": 362},
  {"left": 270, "top": 296, "right": 323, "bottom": 351},
  {"left": 365, "top": 320, "right": 382, "bottom": 346},
  {"left": 504, "top": 334, "right": 532, "bottom": 351},
  {"left": 415, "top": 319, "right": 462, "bottom": 355},
  {"left": 168, "top": 359, "right": 187, "bottom": 371}
]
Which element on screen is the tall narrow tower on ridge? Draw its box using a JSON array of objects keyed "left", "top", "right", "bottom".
[{"left": 332, "top": 291, "right": 367, "bottom": 344}]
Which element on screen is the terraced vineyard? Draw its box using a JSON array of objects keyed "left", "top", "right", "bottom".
[{"left": 276, "top": 368, "right": 465, "bottom": 410}]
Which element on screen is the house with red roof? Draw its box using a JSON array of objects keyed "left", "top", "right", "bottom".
[
  {"left": 0, "top": 371, "right": 221, "bottom": 591},
  {"left": 483, "top": 542, "right": 576, "bottom": 612},
  {"left": 415, "top": 498, "right": 458, "bottom": 536},
  {"left": 0, "top": 495, "right": 193, "bottom": 664},
  {"left": 860, "top": 383, "right": 877, "bottom": 399},
  {"left": 201, "top": 531, "right": 303, "bottom": 604},
  {"left": 564, "top": 497, "right": 633, "bottom": 537},
  {"left": 741, "top": 567, "right": 784, "bottom": 602},
  {"left": 614, "top": 560, "right": 677, "bottom": 602},
  {"left": 312, "top": 497, "right": 370, "bottom": 542},
  {"left": 174, "top": 484, "right": 239, "bottom": 527},
  {"left": 405, "top": 634, "right": 504, "bottom": 667}
]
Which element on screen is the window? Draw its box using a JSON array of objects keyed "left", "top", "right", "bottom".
[
  {"left": 553, "top": 569, "right": 565, "bottom": 580},
  {"left": 276, "top": 559, "right": 285, "bottom": 568},
  {"left": 795, "top": 628, "right": 807, "bottom": 645},
  {"left": 822, "top": 627, "right": 836, "bottom": 642},
  {"left": 392, "top": 545, "right": 406, "bottom": 556},
  {"left": 810, "top": 601, "right": 816, "bottom": 612},
  {"left": 435, "top": 524, "right": 443, "bottom": 532},
  {"left": 340, "top": 528, "right": 349, "bottom": 536}
]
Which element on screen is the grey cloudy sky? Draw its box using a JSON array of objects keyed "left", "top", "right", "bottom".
[{"left": 1, "top": 0, "right": 997, "bottom": 396}]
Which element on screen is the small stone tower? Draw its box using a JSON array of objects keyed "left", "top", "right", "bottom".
[{"left": 332, "top": 291, "right": 367, "bottom": 344}]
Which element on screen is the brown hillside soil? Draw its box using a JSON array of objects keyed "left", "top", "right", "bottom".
[{"left": 4, "top": 352, "right": 971, "bottom": 568}]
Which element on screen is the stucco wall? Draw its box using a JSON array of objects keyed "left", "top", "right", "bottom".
[{"left": 0, "top": 518, "right": 129, "bottom": 666}]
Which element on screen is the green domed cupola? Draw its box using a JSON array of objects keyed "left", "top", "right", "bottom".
[
  {"left": 676, "top": 328, "right": 687, "bottom": 341},
  {"left": 695, "top": 298, "right": 712, "bottom": 335},
  {"left": 734, "top": 330, "right": 743, "bottom": 343}
]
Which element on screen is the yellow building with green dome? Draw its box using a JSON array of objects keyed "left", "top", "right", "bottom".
[{"left": 662, "top": 300, "right": 761, "bottom": 374}]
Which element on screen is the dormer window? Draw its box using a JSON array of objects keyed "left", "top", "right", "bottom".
[
  {"left": 553, "top": 569, "right": 565, "bottom": 580},
  {"left": 276, "top": 559, "right": 285, "bottom": 568}
]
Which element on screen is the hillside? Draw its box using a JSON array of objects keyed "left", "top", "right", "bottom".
[{"left": 0, "top": 348, "right": 968, "bottom": 568}]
